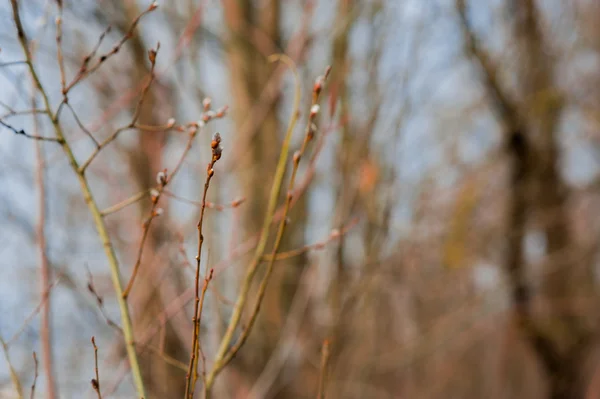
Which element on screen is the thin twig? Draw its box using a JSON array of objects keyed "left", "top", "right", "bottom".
[
  {"left": 55, "top": 6, "right": 66, "bottom": 97},
  {"left": 163, "top": 190, "right": 245, "bottom": 211},
  {"left": 1, "top": 119, "right": 62, "bottom": 143},
  {"left": 0, "top": 108, "right": 47, "bottom": 119},
  {"left": 30, "top": 352, "right": 38, "bottom": 399},
  {"left": 184, "top": 132, "right": 222, "bottom": 399},
  {"left": 316, "top": 340, "right": 331, "bottom": 399},
  {"left": 193, "top": 267, "right": 213, "bottom": 395},
  {"left": 85, "top": 270, "right": 189, "bottom": 372},
  {"left": 100, "top": 190, "right": 149, "bottom": 216},
  {"left": 63, "top": 2, "right": 157, "bottom": 94},
  {"left": 7, "top": 278, "right": 61, "bottom": 346},
  {"left": 63, "top": 102, "right": 100, "bottom": 147},
  {"left": 0, "top": 335, "right": 23, "bottom": 399},
  {"left": 122, "top": 181, "right": 164, "bottom": 299},
  {"left": 83, "top": 25, "right": 112, "bottom": 71},
  {"left": 33, "top": 88, "right": 56, "bottom": 399},
  {"left": 79, "top": 42, "right": 160, "bottom": 173},
  {"left": 262, "top": 218, "right": 358, "bottom": 262},
  {"left": 91, "top": 337, "right": 102, "bottom": 399},
  {"left": 85, "top": 268, "right": 122, "bottom": 332},
  {"left": 0, "top": 60, "right": 27, "bottom": 68}
]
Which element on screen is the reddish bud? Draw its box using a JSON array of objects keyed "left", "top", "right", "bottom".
[
  {"left": 148, "top": 49, "right": 157, "bottom": 64},
  {"left": 202, "top": 97, "right": 212, "bottom": 111},
  {"left": 216, "top": 106, "right": 228, "bottom": 118}
]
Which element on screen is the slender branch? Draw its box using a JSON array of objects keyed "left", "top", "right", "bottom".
[
  {"left": 10, "top": 2, "right": 146, "bottom": 396},
  {"left": 63, "top": 2, "right": 157, "bottom": 94},
  {"left": 184, "top": 132, "right": 222, "bottom": 399},
  {"left": 1, "top": 119, "right": 62, "bottom": 143},
  {"left": 79, "top": 42, "right": 160, "bottom": 173},
  {"left": 86, "top": 270, "right": 189, "bottom": 372},
  {"left": 122, "top": 182, "right": 164, "bottom": 299},
  {"left": 0, "top": 60, "right": 27, "bottom": 68},
  {"left": 163, "top": 190, "right": 245, "bottom": 211},
  {"left": 86, "top": 269, "right": 123, "bottom": 332},
  {"left": 30, "top": 352, "right": 39, "bottom": 399},
  {"left": 0, "top": 108, "right": 47, "bottom": 119},
  {"left": 100, "top": 190, "right": 149, "bottom": 216},
  {"left": 134, "top": 119, "right": 177, "bottom": 132},
  {"left": 91, "top": 337, "right": 102, "bottom": 399},
  {"left": 262, "top": 218, "right": 357, "bottom": 262},
  {"left": 316, "top": 339, "right": 331, "bottom": 399},
  {"left": 193, "top": 267, "right": 213, "bottom": 396},
  {"left": 0, "top": 335, "right": 23, "bottom": 399},
  {"left": 83, "top": 25, "right": 112, "bottom": 71},
  {"left": 55, "top": 6, "right": 66, "bottom": 97},
  {"left": 140, "top": 343, "right": 189, "bottom": 372},
  {"left": 8, "top": 278, "right": 60, "bottom": 346},
  {"left": 63, "top": 102, "right": 100, "bottom": 147},
  {"left": 33, "top": 91, "right": 56, "bottom": 399}
]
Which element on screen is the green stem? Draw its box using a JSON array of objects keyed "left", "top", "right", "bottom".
[
  {"left": 204, "top": 54, "right": 301, "bottom": 394},
  {"left": 9, "top": 2, "right": 146, "bottom": 397}
]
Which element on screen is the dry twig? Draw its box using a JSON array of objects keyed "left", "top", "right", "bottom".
[{"left": 184, "top": 132, "right": 222, "bottom": 399}]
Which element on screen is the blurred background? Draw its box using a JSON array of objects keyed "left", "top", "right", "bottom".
[{"left": 2, "top": 0, "right": 600, "bottom": 398}]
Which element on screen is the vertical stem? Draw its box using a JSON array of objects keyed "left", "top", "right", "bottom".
[
  {"left": 316, "top": 340, "right": 330, "bottom": 399},
  {"left": 9, "top": 2, "right": 146, "bottom": 397},
  {"left": 33, "top": 100, "right": 57, "bottom": 399}
]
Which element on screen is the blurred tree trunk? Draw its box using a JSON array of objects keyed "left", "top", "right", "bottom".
[
  {"left": 511, "top": 2, "right": 596, "bottom": 397},
  {"left": 458, "top": 0, "right": 598, "bottom": 397},
  {"left": 328, "top": 0, "right": 354, "bottom": 354},
  {"left": 222, "top": 0, "right": 308, "bottom": 395}
]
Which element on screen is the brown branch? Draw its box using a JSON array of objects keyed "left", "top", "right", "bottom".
[
  {"left": 163, "top": 190, "right": 245, "bottom": 211},
  {"left": 91, "top": 337, "right": 102, "bottom": 399},
  {"left": 63, "top": 102, "right": 100, "bottom": 147},
  {"left": 121, "top": 176, "right": 165, "bottom": 300},
  {"left": 30, "top": 352, "right": 38, "bottom": 399},
  {"left": 194, "top": 267, "right": 213, "bottom": 396},
  {"left": 85, "top": 268, "right": 122, "bottom": 332},
  {"left": 100, "top": 190, "right": 149, "bottom": 216},
  {"left": 262, "top": 218, "right": 358, "bottom": 262},
  {"left": 63, "top": 2, "right": 157, "bottom": 94},
  {"left": 85, "top": 270, "right": 189, "bottom": 373},
  {"left": 79, "top": 42, "right": 160, "bottom": 173},
  {"left": 33, "top": 91, "right": 56, "bottom": 399},
  {"left": 7, "top": 279, "right": 60, "bottom": 346},
  {"left": 55, "top": 6, "right": 66, "bottom": 97},
  {"left": 184, "top": 132, "right": 222, "bottom": 399},
  {"left": 316, "top": 339, "right": 331, "bottom": 399},
  {"left": 1, "top": 119, "right": 62, "bottom": 143},
  {"left": 0, "top": 108, "right": 47, "bottom": 120}
]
